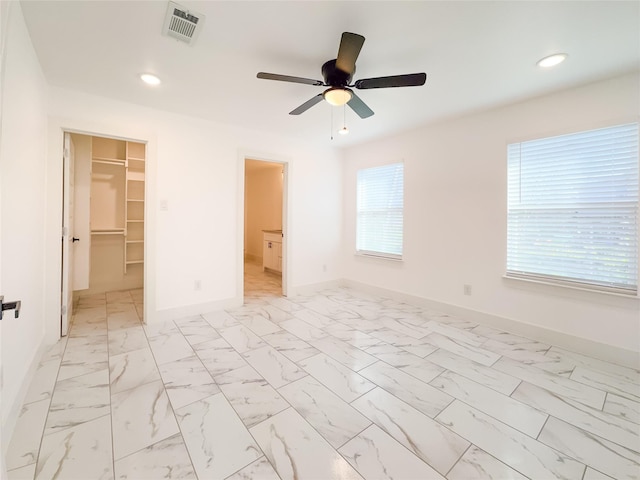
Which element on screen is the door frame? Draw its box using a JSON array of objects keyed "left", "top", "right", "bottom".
[
  {"left": 237, "top": 151, "right": 290, "bottom": 302},
  {"left": 60, "top": 132, "right": 74, "bottom": 336},
  {"left": 45, "top": 119, "right": 156, "bottom": 344}
]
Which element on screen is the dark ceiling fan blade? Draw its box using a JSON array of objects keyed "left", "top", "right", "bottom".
[
  {"left": 289, "top": 94, "right": 324, "bottom": 115},
  {"left": 347, "top": 92, "right": 374, "bottom": 119},
  {"left": 355, "top": 73, "right": 427, "bottom": 89},
  {"left": 257, "top": 72, "right": 324, "bottom": 86},
  {"left": 335, "top": 32, "right": 365, "bottom": 75}
]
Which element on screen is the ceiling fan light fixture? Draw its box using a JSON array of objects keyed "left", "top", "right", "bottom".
[
  {"left": 323, "top": 87, "right": 352, "bottom": 106},
  {"left": 536, "top": 53, "right": 568, "bottom": 68},
  {"left": 338, "top": 126, "right": 349, "bottom": 135}
]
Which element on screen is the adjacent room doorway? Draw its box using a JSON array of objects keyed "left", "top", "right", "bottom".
[{"left": 243, "top": 158, "right": 288, "bottom": 298}]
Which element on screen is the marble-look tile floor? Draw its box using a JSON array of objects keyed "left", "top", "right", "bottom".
[{"left": 5, "top": 269, "right": 640, "bottom": 479}]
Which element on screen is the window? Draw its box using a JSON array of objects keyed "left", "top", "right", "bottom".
[
  {"left": 507, "top": 123, "right": 639, "bottom": 295},
  {"left": 356, "top": 162, "right": 404, "bottom": 259}
]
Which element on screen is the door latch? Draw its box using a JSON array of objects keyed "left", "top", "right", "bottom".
[{"left": 0, "top": 296, "right": 21, "bottom": 320}]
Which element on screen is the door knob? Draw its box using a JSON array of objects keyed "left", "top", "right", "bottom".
[{"left": 72, "top": 237, "right": 80, "bottom": 242}]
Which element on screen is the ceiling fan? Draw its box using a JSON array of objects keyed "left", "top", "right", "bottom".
[{"left": 257, "top": 32, "right": 427, "bottom": 119}]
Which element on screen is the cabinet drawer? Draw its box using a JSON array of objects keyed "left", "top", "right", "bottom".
[{"left": 264, "top": 232, "right": 282, "bottom": 242}]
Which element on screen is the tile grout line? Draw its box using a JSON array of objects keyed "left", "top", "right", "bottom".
[
  {"left": 107, "top": 291, "right": 118, "bottom": 478},
  {"left": 442, "top": 442, "right": 473, "bottom": 477},
  {"left": 537, "top": 411, "right": 640, "bottom": 458},
  {"left": 194, "top": 311, "right": 285, "bottom": 479},
  {"left": 446, "top": 442, "right": 535, "bottom": 480},
  {"left": 345, "top": 386, "right": 464, "bottom": 477},
  {"left": 534, "top": 414, "right": 589, "bottom": 480},
  {"left": 27, "top": 305, "right": 75, "bottom": 480},
  {"left": 137, "top": 298, "right": 202, "bottom": 479},
  {"left": 26, "top": 292, "right": 107, "bottom": 477},
  {"left": 436, "top": 400, "right": 591, "bottom": 477},
  {"left": 333, "top": 421, "right": 373, "bottom": 451},
  {"left": 602, "top": 390, "right": 609, "bottom": 413},
  {"left": 105, "top": 291, "right": 152, "bottom": 471}
]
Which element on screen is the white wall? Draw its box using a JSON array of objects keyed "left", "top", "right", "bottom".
[
  {"left": 342, "top": 73, "right": 640, "bottom": 363},
  {"left": 244, "top": 162, "right": 283, "bottom": 260},
  {"left": 0, "top": 0, "right": 49, "bottom": 449},
  {"left": 42, "top": 87, "right": 343, "bottom": 336}
]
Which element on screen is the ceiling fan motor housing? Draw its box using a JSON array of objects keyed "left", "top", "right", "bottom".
[{"left": 322, "top": 60, "right": 353, "bottom": 86}]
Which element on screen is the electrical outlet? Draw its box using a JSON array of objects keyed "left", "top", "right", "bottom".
[
  {"left": 194, "top": 280, "right": 201, "bottom": 291},
  {"left": 463, "top": 284, "right": 472, "bottom": 296},
  {"left": 323, "top": 264, "right": 327, "bottom": 273}
]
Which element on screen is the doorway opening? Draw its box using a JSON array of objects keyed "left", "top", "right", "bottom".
[
  {"left": 243, "top": 158, "right": 287, "bottom": 299},
  {"left": 61, "top": 133, "right": 146, "bottom": 335}
]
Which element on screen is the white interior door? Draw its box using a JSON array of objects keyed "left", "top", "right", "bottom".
[
  {"left": 61, "top": 132, "right": 75, "bottom": 336},
  {"left": 72, "top": 134, "right": 91, "bottom": 290}
]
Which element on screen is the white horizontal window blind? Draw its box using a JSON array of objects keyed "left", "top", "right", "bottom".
[
  {"left": 357, "top": 162, "right": 404, "bottom": 259},
  {"left": 507, "top": 122, "right": 639, "bottom": 294}
]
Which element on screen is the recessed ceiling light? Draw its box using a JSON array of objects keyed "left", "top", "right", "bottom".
[
  {"left": 537, "top": 53, "right": 568, "bottom": 68},
  {"left": 140, "top": 73, "right": 161, "bottom": 86}
]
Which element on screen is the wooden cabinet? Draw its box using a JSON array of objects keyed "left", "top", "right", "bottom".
[{"left": 263, "top": 231, "right": 282, "bottom": 273}]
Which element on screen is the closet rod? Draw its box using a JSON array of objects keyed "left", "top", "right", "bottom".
[
  {"left": 92, "top": 158, "right": 125, "bottom": 166},
  {"left": 91, "top": 229, "right": 125, "bottom": 235}
]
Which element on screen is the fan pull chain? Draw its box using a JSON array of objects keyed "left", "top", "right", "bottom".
[
  {"left": 343, "top": 103, "right": 346, "bottom": 132},
  {"left": 330, "top": 105, "right": 334, "bottom": 140}
]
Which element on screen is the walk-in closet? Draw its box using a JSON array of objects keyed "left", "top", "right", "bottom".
[{"left": 71, "top": 134, "right": 146, "bottom": 295}]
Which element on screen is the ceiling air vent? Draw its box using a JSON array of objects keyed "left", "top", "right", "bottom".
[{"left": 162, "top": 2, "right": 205, "bottom": 45}]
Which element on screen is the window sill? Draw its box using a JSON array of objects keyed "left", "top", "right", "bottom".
[
  {"left": 503, "top": 274, "right": 639, "bottom": 301},
  {"left": 355, "top": 251, "right": 403, "bottom": 262}
]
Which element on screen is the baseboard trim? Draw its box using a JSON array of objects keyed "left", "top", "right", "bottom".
[
  {"left": 340, "top": 279, "right": 640, "bottom": 369},
  {"left": 1, "top": 336, "right": 49, "bottom": 457},
  {"left": 73, "top": 284, "right": 143, "bottom": 298},
  {"left": 154, "top": 281, "right": 343, "bottom": 322},
  {"left": 153, "top": 297, "right": 243, "bottom": 324},
  {"left": 287, "top": 280, "right": 342, "bottom": 297}
]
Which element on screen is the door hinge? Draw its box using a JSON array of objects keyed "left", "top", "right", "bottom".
[
  {"left": 61, "top": 305, "right": 67, "bottom": 315},
  {"left": 64, "top": 148, "right": 70, "bottom": 158},
  {"left": 1, "top": 296, "right": 21, "bottom": 320},
  {"left": 62, "top": 227, "right": 68, "bottom": 236}
]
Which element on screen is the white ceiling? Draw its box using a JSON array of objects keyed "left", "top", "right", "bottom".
[{"left": 20, "top": 1, "right": 640, "bottom": 147}]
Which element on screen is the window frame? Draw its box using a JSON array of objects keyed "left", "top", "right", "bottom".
[
  {"left": 355, "top": 162, "right": 405, "bottom": 261},
  {"left": 505, "top": 122, "right": 639, "bottom": 296}
]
